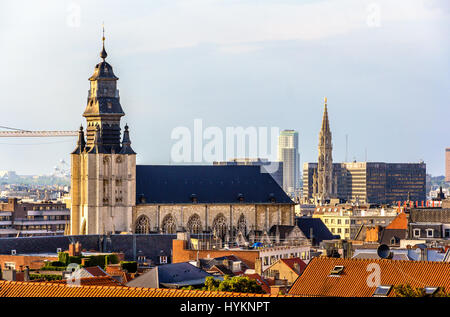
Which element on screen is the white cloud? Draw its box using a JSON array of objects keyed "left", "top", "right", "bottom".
[{"left": 111, "top": 0, "right": 447, "bottom": 54}]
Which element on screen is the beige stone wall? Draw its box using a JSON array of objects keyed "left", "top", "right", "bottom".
[
  {"left": 70, "top": 151, "right": 135, "bottom": 235},
  {"left": 133, "top": 203, "right": 293, "bottom": 234}
]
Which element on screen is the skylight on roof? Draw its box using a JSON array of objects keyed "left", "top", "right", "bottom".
[
  {"left": 329, "top": 265, "right": 344, "bottom": 276},
  {"left": 424, "top": 287, "right": 438, "bottom": 295},
  {"left": 373, "top": 285, "right": 392, "bottom": 297}
]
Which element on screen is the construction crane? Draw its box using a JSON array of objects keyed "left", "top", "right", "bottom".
[{"left": 0, "top": 126, "right": 78, "bottom": 137}]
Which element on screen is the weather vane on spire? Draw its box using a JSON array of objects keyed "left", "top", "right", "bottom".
[{"left": 100, "top": 22, "right": 108, "bottom": 61}]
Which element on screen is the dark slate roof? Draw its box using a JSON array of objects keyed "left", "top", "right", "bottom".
[
  {"left": 209, "top": 264, "right": 234, "bottom": 276},
  {"left": 295, "top": 217, "right": 336, "bottom": 244},
  {"left": 89, "top": 61, "right": 118, "bottom": 81},
  {"left": 0, "top": 234, "right": 176, "bottom": 264},
  {"left": 83, "top": 97, "right": 124, "bottom": 117},
  {"left": 268, "top": 225, "right": 297, "bottom": 239},
  {"left": 157, "top": 262, "right": 212, "bottom": 285},
  {"left": 379, "top": 229, "right": 407, "bottom": 246},
  {"left": 128, "top": 262, "right": 213, "bottom": 288},
  {"left": 136, "top": 165, "right": 294, "bottom": 204},
  {"left": 201, "top": 255, "right": 248, "bottom": 272}
]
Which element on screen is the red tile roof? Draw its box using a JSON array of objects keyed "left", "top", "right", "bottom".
[
  {"left": 242, "top": 274, "right": 271, "bottom": 294},
  {"left": 84, "top": 266, "right": 108, "bottom": 277},
  {"left": 386, "top": 212, "right": 408, "bottom": 230},
  {"left": 47, "top": 276, "right": 124, "bottom": 287},
  {"left": 279, "top": 258, "right": 307, "bottom": 275},
  {"left": 0, "top": 280, "right": 294, "bottom": 297},
  {"left": 288, "top": 257, "right": 450, "bottom": 297}
]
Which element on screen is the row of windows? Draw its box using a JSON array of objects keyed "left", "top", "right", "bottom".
[
  {"left": 323, "top": 218, "right": 387, "bottom": 225},
  {"left": 412, "top": 228, "right": 450, "bottom": 238},
  {"left": 330, "top": 228, "right": 350, "bottom": 234},
  {"left": 14, "top": 224, "right": 66, "bottom": 231},
  {"left": 262, "top": 252, "right": 308, "bottom": 266},
  {"left": 27, "top": 215, "right": 69, "bottom": 220}
]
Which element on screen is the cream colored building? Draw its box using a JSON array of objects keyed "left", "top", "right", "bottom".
[{"left": 313, "top": 205, "right": 399, "bottom": 239}]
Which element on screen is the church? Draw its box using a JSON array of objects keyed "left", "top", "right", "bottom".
[{"left": 70, "top": 36, "right": 296, "bottom": 242}]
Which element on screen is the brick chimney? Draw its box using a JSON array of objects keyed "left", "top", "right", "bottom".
[
  {"left": 255, "top": 258, "right": 262, "bottom": 276},
  {"left": 270, "top": 285, "right": 288, "bottom": 295},
  {"left": 75, "top": 242, "right": 82, "bottom": 256},
  {"left": 68, "top": 243, "right": 75, "bottom": 256}
]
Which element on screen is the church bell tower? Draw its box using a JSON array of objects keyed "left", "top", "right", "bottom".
[{"left": 70, "top": 29, "right": 136, "bottom": 235}]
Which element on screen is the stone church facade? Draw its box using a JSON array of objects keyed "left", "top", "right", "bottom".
[
  {"left": 134, "top": 203, "right": 294, "bottom": 236},
  {"left": 70, "top": 37, "right": 295, "bottom": 241}
]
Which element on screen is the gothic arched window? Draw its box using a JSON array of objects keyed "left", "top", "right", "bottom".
[
  {"left": 187, "top": 214, "right": 202, "bottom": 234},
  {"left": 162, "top": 214, "right": 177, "bottom": 234},
  {"left": 212, "top": 213, "right": 227, "bottom": 239},
  {"left": 135, "top": 215, "right": 150, "bottom": 234},
  {"left": 237, "top": 214, "right": 247, "bottom": 236}
]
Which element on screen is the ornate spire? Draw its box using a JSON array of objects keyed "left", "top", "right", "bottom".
[
  {"left": 71, "top": 125, "right": 86, "bottom": 154},
  {"left": 119, "top": 124, "right": 136, "bottom": 154},
  {"left": 316, "top": 97, "right": 333, "bottom": 204},
  {"left": 88, "top": 125, "right": 106, "bottom": 154},
  {"left": 321, "top": 97, "right": 330, "bottom": 133},
  {"left": 100, "top": 23, "right": 107, "bottom": 61}
]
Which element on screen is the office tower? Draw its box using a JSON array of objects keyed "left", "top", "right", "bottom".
[
  {"left": 278, "top": 130, "right": 300, "bottom": 196},
  {"left": 303, "top": 162, "right": 426, "bottom": 204}
]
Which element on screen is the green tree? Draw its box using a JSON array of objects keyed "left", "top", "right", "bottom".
[
  {"left": 202, "top": 276, "right": 264, "bottom": 294},
  {"left": 58, "top": 252, "right": 69, "bottom": 266},
  {"left": 392, "top": 284, "right": 450, "bottom": 297}
]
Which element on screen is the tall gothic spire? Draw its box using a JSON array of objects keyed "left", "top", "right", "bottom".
[
  {"left": 316, "top": 97, "right": 334, "bottom": 204},
  {"left": 321, "top": 97, "right": 330, "bottom": 134}
]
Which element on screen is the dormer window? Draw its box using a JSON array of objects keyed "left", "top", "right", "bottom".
[
  {"left": 190, "top": 194, "right": 198, "bottom": 203},
  {"left": 139, "top": 195, "right": 146, "bottom": 204},
  {"left": 237, "top": 193, "right": 244, "bottom": 202},
  {"left": 269, "top": 193, "right": 276, "bottom": 203}
]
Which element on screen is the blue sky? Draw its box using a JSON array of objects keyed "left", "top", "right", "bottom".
[{"left": 0, "top": 0, "right": 449, "bottom": 176}]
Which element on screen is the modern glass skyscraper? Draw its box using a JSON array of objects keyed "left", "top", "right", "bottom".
[{"left": 278, "top": 130, "right": 300, "bottom": 196}]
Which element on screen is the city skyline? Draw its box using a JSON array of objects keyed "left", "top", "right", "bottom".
[{"left": 0, "top": 0, "right": 449, "bottom": 176}]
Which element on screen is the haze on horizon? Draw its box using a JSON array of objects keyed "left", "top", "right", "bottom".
[{"left": 0, "top": 0, "right": 448, "bottom": 177}]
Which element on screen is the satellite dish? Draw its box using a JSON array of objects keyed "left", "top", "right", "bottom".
[{"left": 377, "top": 244, "right": 393, "bottom": 259}]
